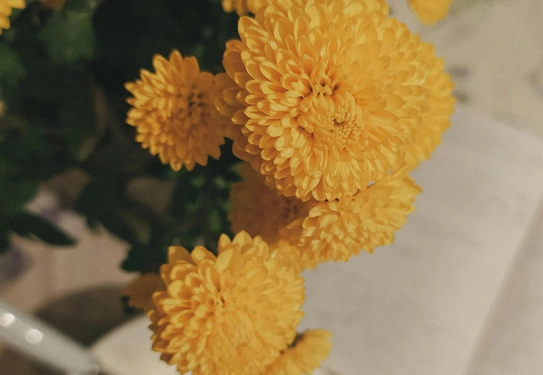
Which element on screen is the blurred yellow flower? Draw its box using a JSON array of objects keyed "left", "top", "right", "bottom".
[
  {"left": 221, "top": 0, "right": 288, "bottom": 16},
  {"left": 263, "top": 330, "right": 333, "bottom": 375},
  {"left": 221, "top": 0, "right": 250, "bottom": 15},
  {"left": 125, "top": 50, "right": 226, "bottom": 172},
  {"left": 229, "top": 163, "right": 316, "bottom": 269},
  {"left": 40, "top": 0, "right": 65, "bottom": 10},
  {"left": 283, "top": 170, "right": 421, "bottom": 263},
  {"left": 229, "top": 163, "right": 313, "bottom": 246},
  {"left": 216, "top": 0, "right": 452, "bottom": 202},
  {"left": 149, "top": 231, "right": 305, "bottom": 375},
  {"left": 122, "top": 273, "right": 165, "bottom": 312},
  {"left": 409, "top": 0, "right": 452, "bottom": 25},
  {"left": 0, "top": 0, "right": 25, "bottom": 34}
]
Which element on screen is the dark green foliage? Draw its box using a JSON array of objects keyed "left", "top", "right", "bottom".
[
  {"left": 39, "top": 0, "right": 98, "bottom": 65},
  {"left": 0, "top": 0, "right": 242, "bottom": 271},
  {"left": 8, "top": 212, "right": 76, "bottom": 246}
]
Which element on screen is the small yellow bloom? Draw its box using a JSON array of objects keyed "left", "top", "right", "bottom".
[
  {"left": 216, "top": 0, "right": 453, "bottom": 202},
  {"left": 149, "top": 231, "right": 305, "bottom": 375},
  {"left": 125, "top": 50, "right": 226, "bottom": 172},
  {"left": 0, "top": 0, "right": 25, "bottom": 34},
  {"left": 263, "top": 330, "right": 333, "bottom": 375},
  {"left": 408, "top": 0, "right": 452, "bottom": 25},
  {"left": 122, "top": 273, "right": 165, "bottom": 312}
]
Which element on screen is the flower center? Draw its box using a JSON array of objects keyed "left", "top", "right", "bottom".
[
  {"left": 280, "top": 197, "right": 308, "bottom": 225},
  {"left": 166, "top": 88, "right": 206, "bottom": 134},
  {"left": 297, "top": 85, "right": 363, "bottom": 150}
]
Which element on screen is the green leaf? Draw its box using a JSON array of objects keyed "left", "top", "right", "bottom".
[
  {"left": 121, "top": 242, "right": 167, "bottom": 273},
  {"left": 0, "top": 179, "right": 38, "bottom": 217},
  {"left": 0, "top": 126, "right": 73, "bottom": 181},
  {"left": 170, "top": 172, "right": 204, "bottom": 219},
  {"left": 207, "top": 207, "right": 222, "bottom": 233},
  {"left": 93, "top": 210, "right": 139, "bottom": 244},
  {"left": 10, "top": 212, "right": 76, "bottom": 246},
  {"left": 0, "top": 43, "right": 26, "bottom": 86},
  {"left": 75, "top": 178, "right": 139, "bottom": 244},
  {"left": 56, "top": 75, "right": 97, "bottom": 161},
  {"left": 39, "top": 7, "right": 97, "bottom": 65}
]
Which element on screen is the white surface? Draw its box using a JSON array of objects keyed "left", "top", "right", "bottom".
[
  {"left": 92, "top": 107, "right": 543, "bottom": 374},
  {"left": 464, "top": 197, "right": 543, "bottom": 375},
  {"left": 300, "top": 108, "right": 543, "bottom": 374},
  {"left": 92, "top": 316, "right": 176, "bottom": 375}
]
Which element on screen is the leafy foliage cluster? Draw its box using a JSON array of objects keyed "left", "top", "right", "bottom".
[{"left": 0, "top": 0, "right": 240, "bottom": 273}]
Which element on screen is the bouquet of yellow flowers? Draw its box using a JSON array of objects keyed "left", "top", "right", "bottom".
[{"left": 0, "top": 0, "right": 454, "bottom": 374}]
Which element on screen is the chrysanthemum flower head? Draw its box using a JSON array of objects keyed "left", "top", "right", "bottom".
[
  {"left": 229, "top": 163, "right": 318, "bottom": 269},
  {"left": 122, "top": 273, "right": 165, "bottom": 312},
  {"left": 263, "top": 329, "right": 333, "bottom": 375},
  {"left": 216, "top": 0, "right": 453, "bottom": 202},
  {"left": 125, "top": 50, "right": 226, "bottom": 172},
  {"left": 229, "top": 163, "right": 314, "bottom": 246},
  {"left": 283, "top": 170, "right": 421, "bottom": 263},
  {"left": 0, "top": 0, "right": 25, "bottom": 34},
  {"left": 149, "top": 231, "right": 305, "bottom": 375},
  {"left": 408, "top": 0, "right": 452, "bottom": 25}
]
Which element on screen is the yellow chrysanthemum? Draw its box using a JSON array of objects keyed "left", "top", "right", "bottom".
[
  {"left": 149, "top": 231, "right": 305, "bottom": 375},
  {"left": 229, "top": 163, "right": 316, "bottom": 269},
  {"left": 282, "top": 170, "right": 421, "bottom": 263},
  {"left": 263, "top": 330, "right": 333, "bottom": 375},
  {"left": 405, "top": 42, "right": 455, "bottom": 166},
  {"left": 122, "top": 273, "right": 165, "bottom": 312},
  {"left": 0, "top": 0, "right": 25, "bottom": 34},
  {"left": 216, "top": 0, "right": 453, "bottom": 202},
  {"left": 125, "top": 50, "right": 226, "bottom": 172},
  {"left": 229, "top": 163, "right": 313, "bottom": 246},
  {"left": 408, "top": 0, "right": 452, "bottom": 25}
]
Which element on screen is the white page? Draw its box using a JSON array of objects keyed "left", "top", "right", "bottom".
[
  {"left": 300, "top": 107, "right": 543, "bottom": 375},
  {"left": 464, "top": 196, "right": 543, "bottom": 375}
]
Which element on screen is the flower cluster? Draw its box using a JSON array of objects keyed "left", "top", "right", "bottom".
[
  {"left": 0, "top": 0, "right": 25, "bottom": 34},
  {"left": 123, "top": 0, "right": 454, "bottom": 373},
  {"left": 220, "top": 0, "right": 452, "bottom": 265}
]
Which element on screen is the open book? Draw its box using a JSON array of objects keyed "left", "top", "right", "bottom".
[
  {"left": 92, "top": 107, "right": 543, "bottom": 375},
  {"left": 301, "top": 106, "right": 543, "bottom": 374}
]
